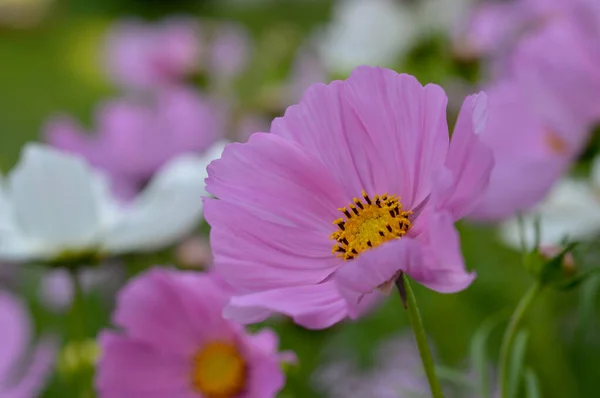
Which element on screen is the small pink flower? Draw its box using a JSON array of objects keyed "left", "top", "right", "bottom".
[
  {"left": 208, "top": 23, "right": 252, "bottom": 82},
  {"left": 96, "top": 268, "right": 292, "bottom": 398},
  {"left": 105, "top": 18, "right": 201, "bottom": 91},
  {"left": 205, "top": 66, "right": 494, "bottom": 329},
  {"left": 0, "top": 291, "right": 56, "bottom": 398},
  {"left": 45, "top": 86, "right": 223, "bottom": 200}
]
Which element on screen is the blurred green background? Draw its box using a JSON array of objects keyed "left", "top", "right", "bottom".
[{"left": 1, "top": 0, "right": 599, "bottom": 397}]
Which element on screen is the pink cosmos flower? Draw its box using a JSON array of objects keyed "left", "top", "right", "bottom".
[
  {"left": 510, "top": 0, "right": 600, "bottom": 136},
  {"left": 96, "top": 267, "right": 293, "bottom": 398},
  {"left": 105, "top": 18, "right": 201, "bottom": 91},
  {"left": 45, "top": 86, "right": 223, "bottom": 200},
  {"left": 208, "top": 23, "right": 252, "bottom": 83},
  {"left": 0, "top": 290, "right": 56, "bottom": 398},
  {"left": 454, "top": 0, "right": 573, "bottom": 74},
  {"left": 468, "top": 81, "right": 583, "bottom": 221},
  {"left": 204, "top": 66, "right": 494, "bottom": 329},
  {"left": 470, "top": 1, "right": 599, "bottom": 221}
]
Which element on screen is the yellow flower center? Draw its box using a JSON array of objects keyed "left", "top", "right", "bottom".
[
  {"left": 191, "top": 341, "right": 247, "bottom": 398},
  {"left": 330, "top": 191, "right": 412, "bottom": 260}
]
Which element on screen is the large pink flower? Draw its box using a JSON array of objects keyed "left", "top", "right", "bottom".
[
  {"left": 204, "top": 66, "right": 494, "bottom": 329},
  {"left": 0, "top": 291, "right": 56, "bottom": 398},
  {"left": 46, "top": 86, "right": 223, "bottom": 200},
  {"left": 96, "top": 268, "right": 292, "bottom": 398},
  {"left": 105, "top": 18, "right": 201, "bottom": 91}
]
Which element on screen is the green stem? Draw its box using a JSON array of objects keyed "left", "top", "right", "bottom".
[
  {"left": 498, "top": 282, "right": 542, "bottom": 398},
  {"left": 400, "top": 273, "right": 445, "bottom": 398},
  {"left": 68, "top": 268, "right": 87, "bottom": 340}
]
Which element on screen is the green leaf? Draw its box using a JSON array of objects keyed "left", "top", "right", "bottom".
[
  {"left": 470, "top": 314, "right": 504, "bottom": 398},
  {"left": 508, "top": 331, "right": 529, "bottom": 398},
  {"left": 558, "top": 267, "right": 600, "bottom": 290},
  {"left": 434, "top": 365, "right": 477, "bottom": 390},
  {"left": 524, "top": 367, "right": 542, "bottom": 398},
  {"left": 574, "top": 275, "right": 600, "bottom": 344}
]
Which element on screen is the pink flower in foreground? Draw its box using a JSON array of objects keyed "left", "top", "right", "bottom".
[
  {"left": 46, "top": 86, "right": 223, "bottom": 200},
  {"left": 105, "top": 18, "right": 201, "bottom": 91},
  {"left": 96, "top": 268, "right": 292, "bottom": 398},
  {"left": 205, "top": 66, "right": 494, "bottom": 329},
  {"left": 0, "top": 291, "right": 56, "bottom": 398}
]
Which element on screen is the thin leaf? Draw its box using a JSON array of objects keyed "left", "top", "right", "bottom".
[
  {"left": 508, "top": 331, "right": 529, "bottom": 398},
  {"left": 524, "top": 367, "right": 541, "bottom": 398},
  {"left": 575, "top": 275, "right": 600, "bottom": 344},
  {"left": 470, "top": 315, "right": 504, "bottom": 398},
  {"left": 435, "top": 365, "right": 477, "bottom": 389}
]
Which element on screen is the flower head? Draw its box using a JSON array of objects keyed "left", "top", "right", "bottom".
[
  {"left": 96, "top": 268, "right": 292, "bottom": 398},
  {"left": 0, "top": 290, "right": 56, "bottom": 398},
  {"left": 205, "top": 66, "right": 493, "bottom": 328},
  {"left": 105, "top": 18, "right": 201, "bottom": 91},
  {"left": 0, "top": 143, "right": 221, "bottom": 263},
  {"left": 46, "top": 86, "right": 223, "bottom": 201}
]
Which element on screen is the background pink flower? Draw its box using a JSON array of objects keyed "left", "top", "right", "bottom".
[
  {"left": 205, "top": 66, "right": 493, "bottom": 329},
  {"left": 105, "top": 17, "right": 201, "bottom": 91},
  {"left": 46, "top": 86, "right": 223, "bottom": 200},
  {"left": 96, "top": 267, "right": 292, "bottom": 398},
  {"left": 0, "top": 290, "right": 56, "bottom": 398}
]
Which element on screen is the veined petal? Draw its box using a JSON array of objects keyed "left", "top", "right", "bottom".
[
  {"left": 6, "top": 144, "right": 102, "bottom": 257},
  {"left": 334, "top": 238, "right": 422, "bottom": 318},
  {"left": 223, "top": 282, "right": 348, "bottom": 330}
]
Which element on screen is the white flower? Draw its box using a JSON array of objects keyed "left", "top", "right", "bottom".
[
  {"left": 500, "top": 158, "right": 600, "bottom": 249},
  {"left": 316, "top": 0, "right": 419, "bottom": 73},
  {"left": 316, "top": 0, "right": 475, "bottom": 74},
  {"left": 0, "top": 142, "right": 226, "bottom": 262}
]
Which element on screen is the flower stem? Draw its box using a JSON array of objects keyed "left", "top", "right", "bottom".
[
  {"left": 399, "top": 273, "right": 445, "bottom": 398},
  {"left": 498, "top": 282, "right": 542, "bottom": 398},
  {"left": 68, "top": 268, "right": 87, "bottom": 340}
]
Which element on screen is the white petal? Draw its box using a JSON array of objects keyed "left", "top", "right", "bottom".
[
  {"left": 500, "top": 178, "right": 600, "bottom": 249},
  {"left": 6, "top": 145, "right": 103, "bottom": 257},
  {"left": 103, "top": 142, "right": 226, "bottom": 254},
  {"left": 317, "top": 0, "right": 418, "bottom": 73}
]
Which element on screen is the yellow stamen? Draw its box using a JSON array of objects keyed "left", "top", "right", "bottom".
[
  {"left": 192, "top": 341, "right": 246, "bottom": 398},
  {"left": 330, "top": 190, "right": 412, "bottom": 260}
]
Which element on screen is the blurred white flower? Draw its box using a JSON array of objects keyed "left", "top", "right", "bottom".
[
  {"left": 316, "top": 0, "right": 475, "bottom": 74},
  {"left": 500, "top": 158, "right": 600, "bottom": 249},
  {"left": 317, "top": 0, "right": 418, "bottom": 73},
  {"left": 0, "top": 142, "right": 226, "bottom": 263}
]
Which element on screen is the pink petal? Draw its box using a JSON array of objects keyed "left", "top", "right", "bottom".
[
  {"left": 334, "top": 238, "right": 422, "bottom": 318},
  {"left": 0, "top": 292, "right": 30, "bottom": 383},
  {"left": 411, "top": 212, "right": 476, "bottom": 293},
  {"left": 438, "top": 92, "right": 494, "bottom": 219},
  {"left": 272, "top": 66, "right": 449, "bottom": 208},
  {"left": 205, "top": 198, "right": 340, "bottom": 291},
  {"left": 112, "top": 268, "right": 204, "bottom": 357},
  {"left": 95, "top": 332, "right": 193, "bottom": 397},
  {"left": 223, "top": 282, "right": 348, "bottom": 330},
  {"left": 243, "top": 329, "right": 287, "bottom": 398},
  {"left": 3, "top": 336, "right": 57, "bottom": 398}
]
